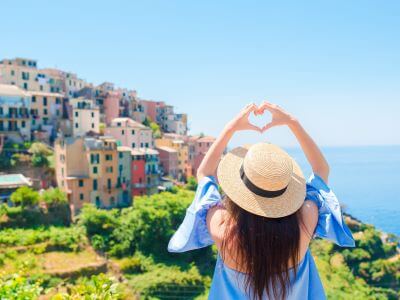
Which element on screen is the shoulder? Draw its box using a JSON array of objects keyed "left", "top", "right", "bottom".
[
  {"left": 206, "top": 205, "right": 229, "bottom": 248},
  {"left": 299, "top": 200, "right": 318, "bottom": 238}
]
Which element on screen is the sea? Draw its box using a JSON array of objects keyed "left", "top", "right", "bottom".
[{"left": 285, "top": 145, "right": 400, "bottom": 236}]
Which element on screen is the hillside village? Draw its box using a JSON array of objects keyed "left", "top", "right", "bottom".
[{"left": 0, "top": 57, "right": 215, "bottom": 215}]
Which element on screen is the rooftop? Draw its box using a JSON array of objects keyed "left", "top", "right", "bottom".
[
  {"left": 0, "top": 84, "right": 29, "bottom": 97},
  {"left": 0, "top": 174, "right": 32, "bottom": 189},
  {"left": 110, "top": 117, "right": 148, "bottom": 129},
  {"left": 28, "top": 91, "right": 65, "bottom": 98},
  {"left": 156, "top": 146, "right": 178, "bottom": 153},
  {"left": 131, "top": 148, "right": 159, "bottom": 156}
]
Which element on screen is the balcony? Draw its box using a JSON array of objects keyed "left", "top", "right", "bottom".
[{"left": 0, "top": 113, "right": 30, "bottom": 119}]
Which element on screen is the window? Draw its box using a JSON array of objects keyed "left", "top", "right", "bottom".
[
  {"left": 91, "top": 123, "right": 94, "bottom": 129},
  {"left": 91, "top": 154, "right": 100, "bottom": 164},
  {"left": 43, "top": 109, "right": 48, "bottom": 115},
  {"left": 80, "top": 193, "right": 84, "bottom": 200},
  {"left": 21, "top": 121, "right": 25, "bottom": 128},
  {"left": 11, "top": 70, "right": 15, "bottom": 76},
  {"left": 93, "top": 179, "right": 98, "bottom": 191},
  {"left": 105, "top": 154, "right": 113, "bottom": 161},
  {"left": 43, "top": 97, "right": 47, "bottom": 106},
  {"left": 40, "top": 85, "right": 43, "bottom": 91},
  {"left": 131, "top": 130, "right": 135, "bottom": 135},
  {"left": 107, "top": 178, "right": 112, "bottom": 189},
  {"left": 75, "top": 111, "right": 78, "bottom": 117},
  {"left": 131, "top": 143, "right": 135, "bottom": 148},
  {"left": 79, "top": 180, "right": 84, "bottom": 187},
  {"left": 140, "top": 143, "right": 144, "bottom": 148},
  {"left": 106, "top": 166, "right": 113, "bottom": 173},
  {"left": 121, "top": 129, "right": 125, "bottom": 135},
  {"left": 23, "top": 83, "right": 28, "bottom": 90},
  {"left": 93, "top": 166, "right": 98, "bottom": 174},
  {"left": 145, "top": 143, "right": 149, "bottom": 148},
  {"left": 75, "top": 123, "right": 79, "bottom": 128},
  {"left": 117, "top": 122, "right": 121, "bottom": 127},
  {"left": 95, "top": 196, "right": 101, "bottom": 207},
  {"left": 91, "top": 112, "right": 94, "bottom": 118},
  {"left": 110, "top": 197, "right": 115, "bottom": 206},
  {"left": 32, "top": 96, "right": 36, "bottom": 103},
  {"left": 56, "top": 98, "right": 61, "bottom": 104}
]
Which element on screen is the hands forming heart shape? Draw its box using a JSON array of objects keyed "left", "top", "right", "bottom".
[{"left": 227, "top": 101, "right": 297, "bottom": 133}]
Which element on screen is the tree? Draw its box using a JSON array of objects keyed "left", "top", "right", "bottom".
[
  {"left": 10, "top": 186, "right": 39, "bottom": 207},
  {"left": 41, "top": 188, "right": 68, "bottom": 206},
  {"left": 28, "top": 142, "right": 53, "bottom": 168},
  {"left": 185, "top": 176, "right": 198, "bottom": 191}
]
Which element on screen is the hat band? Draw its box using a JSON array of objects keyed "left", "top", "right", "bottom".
[{"left": 240, "top": 165, "right": 288, "bottom": 198}]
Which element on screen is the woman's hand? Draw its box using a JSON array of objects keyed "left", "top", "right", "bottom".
[
  {"left": 225, "top": 103, "right": 263, "bottom": 133},
  {"left": 257, "top": 101, "right": 298, "bottom": 131},
  {"left": 257, "top": 101, "right": 330, "bottom": 182}
]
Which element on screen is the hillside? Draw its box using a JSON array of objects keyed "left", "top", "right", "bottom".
[{"left": 0, "top": 187, "right": 398, "bottom": 299}]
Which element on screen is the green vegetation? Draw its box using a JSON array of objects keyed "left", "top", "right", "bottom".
[
  {"left": 143, "top": 116, "right": 162, "bottom": 138},
  {"left": 0, "top": 185, "right": 399, "bottom": 299},
  {"left": 0, "top": 141, "right": 54, "bottom": 169}
]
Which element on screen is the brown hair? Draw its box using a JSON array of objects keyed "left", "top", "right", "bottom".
[{"left": 221, "top": 197, "right": 300, "bottom": 300}]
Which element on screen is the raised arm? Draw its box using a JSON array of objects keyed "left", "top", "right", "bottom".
[
  {"left": 258, "top": 102, "right": 330, "bottom": 183},
  {"left": 197, "top": 103, "right": 262, "bottom": 182}
]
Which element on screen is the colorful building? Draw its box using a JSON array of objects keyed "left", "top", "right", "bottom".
[
  {"left": 28, "top": 90, "right": 65, "bottom": 140},
  {"left": 70, "top": 98, "right": 100, "bottom": 137},
  {"left": 155, "top": 136, "right": 191, "bottom": 181},
  {"left": 105, "top": 117, "right": 153, "bottom": 149},
  {"left": 156, "top": 146, "right": 179, "bottom": 179},
  {"left": 0, "top": 84, "right": 31, "bottom": 142},
  {"left": 55, "top": 136, "right": 124, "bottom": 215},
  {"left": 104, "top": 91, "right": 120, "bottom": 125},
  {"left": 188, "top": 135, "right": 216, "bottom": 176},
  {"left": 131, "top": 149, "right": 146, "bottom": 196},
  {"left": 139, "top": 100, "right": 165, "bottom": 122},
  {"left": 117, "top": 146, "right": 132, "bottom": 206}
]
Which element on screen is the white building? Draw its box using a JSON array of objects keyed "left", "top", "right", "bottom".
[
  {"left": 70, "top": 98, "right": 100, "bottom": 137},
  {"left": 0, "top": 84, "right": 31, "bottom": 142}
]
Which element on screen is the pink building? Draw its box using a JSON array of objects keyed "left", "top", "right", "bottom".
[
  {"left": 188, "top": 135, "right": 216, "bottom": 176},
  {"left": 105, "top": 117, "right": 153, "bottom": 149},
  {"left": 140, "top": 100, "right": 165, "bottom": 122},
  {"left": 156, "top": 146, "right": 179, "bottom": 179},
  {"left": 104, "top": 91, "right": 121, "bottom": 125}
]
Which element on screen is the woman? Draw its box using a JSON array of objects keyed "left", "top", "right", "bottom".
[{"left": 168, "top": 102, "right": 355, "bottom": 299}]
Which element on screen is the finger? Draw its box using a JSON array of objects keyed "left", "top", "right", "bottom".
[
  {"left": 262, "top": 122, "right": 275, "bottom": 132},
  {"left": 247, "top": 124, "right": 263, "bottom": 132},
  {"left": 244, "top": 103, "right": 257, "bottom": 115}
]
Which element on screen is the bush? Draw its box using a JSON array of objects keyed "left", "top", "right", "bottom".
[
  {"left": 53, "top": 274, "right": 124, "bottom": 299},
  {"left": 129, "top": 265, "right": 207, "bottom": 299},
  {"left": 0, "top": 273, "right": 43, "bottom": 299},
  {"left": 10, "top": 186, "right": 40, "bottom": 207}
]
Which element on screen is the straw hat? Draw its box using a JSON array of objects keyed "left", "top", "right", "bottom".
[{"left": 217, "top": 143, "right": 306, "bottom": 218}]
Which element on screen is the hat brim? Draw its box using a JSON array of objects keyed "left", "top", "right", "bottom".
[{"left": 217, "top": 145, "right": 306, "bottom": 218}]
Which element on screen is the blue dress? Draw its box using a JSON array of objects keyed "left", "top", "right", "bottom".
[{"left": 168, "top": 174, "right": 355, "bottom": 299}]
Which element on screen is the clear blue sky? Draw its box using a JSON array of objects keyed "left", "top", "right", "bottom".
[{"left": 2, "top": 0, "right": 399, "bottom": 147}]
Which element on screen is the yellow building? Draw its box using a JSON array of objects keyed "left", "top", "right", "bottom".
[
  {"left": 55, "top": 136, "right": 122, "bottom": 215},
  {"left": 155, "top": 137, "right": 191, "bottom": 181}
]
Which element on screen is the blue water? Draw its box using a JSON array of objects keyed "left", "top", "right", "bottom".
[{"left": 285, "top": 146, "right": 400, "bottom": 236}]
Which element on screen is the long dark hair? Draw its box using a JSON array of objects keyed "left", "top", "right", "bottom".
[{"left": 221, "top": 197, "right": 301, "bottom": 300}]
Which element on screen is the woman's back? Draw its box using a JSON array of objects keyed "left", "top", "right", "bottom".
[{"left": 206, "top": 200, "right": 319, "bottom": 273}]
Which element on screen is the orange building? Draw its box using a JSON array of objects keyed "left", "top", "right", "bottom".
[{"left": 55, "top": 136, "right": 128, "bottom": 215}]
